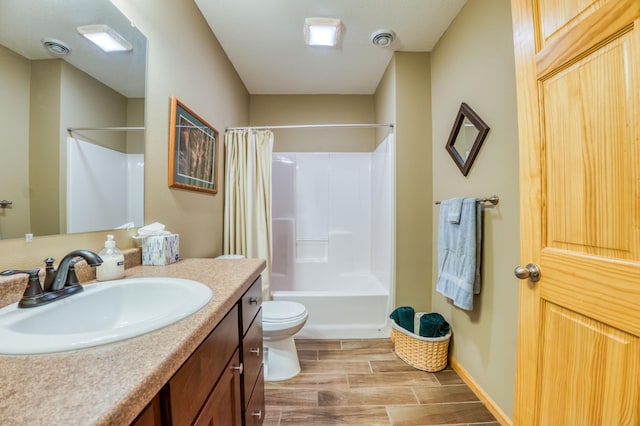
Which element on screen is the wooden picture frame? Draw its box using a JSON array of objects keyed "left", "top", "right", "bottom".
[{"left": 168, "top": 97, "right": 219, "bottom": 194}]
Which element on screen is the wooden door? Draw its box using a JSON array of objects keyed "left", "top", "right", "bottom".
[{"left": 511, "top": 0, "right": 640, "bottom": 424}]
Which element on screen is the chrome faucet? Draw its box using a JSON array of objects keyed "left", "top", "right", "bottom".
[{"left": 1, "top": 250, "right": 103, "bottom": 308}]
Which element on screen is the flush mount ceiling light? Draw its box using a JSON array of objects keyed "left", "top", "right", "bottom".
[
  {"left": 304, "top": 17, "right": 342, "bottom": 47},
  {"left": 77, "top": 24, "right": 132, "bottom": 53},
  {"left": 42, "top": 38, "right": 71, "bottom": 57},
  {"left": 371, "top": 29, "right": 395, "bottom": 48}
]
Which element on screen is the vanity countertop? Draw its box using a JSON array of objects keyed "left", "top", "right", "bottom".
[{"left": 0, "top": 258, "right": 266, "bottom": 425}]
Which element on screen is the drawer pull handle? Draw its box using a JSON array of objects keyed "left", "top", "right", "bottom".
[
  {"left": 231, "top": 363, "right": 244, "bottom": 375},
  {"left": 248, "top": 297, "right": 259, "bottom": 305},
  {"left": 252, "top": 410, "right": 262, "bottom": 419},
  {"left": 250, "top": 347, "right": 261, "bottom": 357}
]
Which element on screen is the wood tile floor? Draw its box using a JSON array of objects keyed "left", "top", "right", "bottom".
[{"left": 264, "top": 339, "right": 498, "bottom": 426}]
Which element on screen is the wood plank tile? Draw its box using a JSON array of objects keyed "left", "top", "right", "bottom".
[
  {"left": 386, "top": 402, "right": 495, "bottom": 425},
  {"left": 469, "top": 422, "right": 501, "bottom": 426},
  {"left": 297, "top": 349, "right": 319, "bottom": 360},
  {"left": 265, "top": 389, "right": 319, "bottom": 407},
  {"left": 265, "top": 373, "right": 349, "bottom": 390},
  {"left": 433, "top": 369, "right": 465, "bottom": 385},
  {"left": 280, "top": 406, "right": 391, "bottom": 425},
  {"left": 348, "top": 371, "right": 439, "bottom": 388},
  {"left": 340, "top": 339, "right": 395, "bottom": 351},
  {"left": 319, "top": 349, "right": 397, "bottom": 361},
  {"left": 300, "top": 359, "right": 372, "bottom": 374},
  {"left": 318, "top": 387, "right": 418, "bottom": 406},
  {"left": 295, "top": 339, "right": 342, "bottom": 351},
  {"left": 413, "top": 384, "right": 480, "bottom": 404},
  {"left": 263, "top": 407, "right": 281, "bottom": 426},
  {"left": 370, "top": 358, "right": 420, "bottom": 373}
]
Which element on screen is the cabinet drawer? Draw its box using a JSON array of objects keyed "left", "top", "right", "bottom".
[
  {"left": 244, "top": 370, "right": 265, "bottom": 426},
  {"left": 165, "top": 305, "right": 239, "bottom": 426},
  {"left": 242, "top": 309, "right": 263, "bottom": 405},
  {"left": 241, "top": 276, "right": 262, "bottom": 335}
]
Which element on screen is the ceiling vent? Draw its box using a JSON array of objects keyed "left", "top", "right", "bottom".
[
  {"left": 42, "top": 38, "right": 71, "bottom": 56},
  {"left": 371, "top": 30, "right": 395, "bottom": 48}
]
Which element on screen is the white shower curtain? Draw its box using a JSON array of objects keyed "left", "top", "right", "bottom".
[{"left": 223, "top": 129, "right": 274, "bottom": 300}]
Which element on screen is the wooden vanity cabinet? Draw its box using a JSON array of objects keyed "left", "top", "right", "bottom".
[
  {"left": 162, "top": 305, "right": 241, "bottom": 426},
  {"left": 239, "top": 277, "right": 264, "bottom": 425},
  {"left": 133, "top": 276, "right": 265, "bottom": 426}
]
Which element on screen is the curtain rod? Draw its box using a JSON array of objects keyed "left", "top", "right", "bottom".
[
  {"left": 67, "top": 126, "right": 145, "bottom": 136},
  {"left": 226, "top": 123, "right": 394, "bottom": 131}
]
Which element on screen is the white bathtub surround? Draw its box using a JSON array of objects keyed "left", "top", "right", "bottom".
[
  {"left": 223, "top": 129, "right": 274, "bottom": 300},
  {"left": 271, "top": 135, "right": 395, "bottom": 339},
  {"left": 67, "top": 137, "right": 144, "bottom": 233}
]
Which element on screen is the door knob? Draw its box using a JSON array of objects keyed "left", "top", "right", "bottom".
[{"left": 514, "top": 263, "right": 541, "bottom": 282}]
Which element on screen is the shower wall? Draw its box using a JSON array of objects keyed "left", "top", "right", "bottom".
[{"left": 271, "top": 136, "right": 394, "bottom": 338}]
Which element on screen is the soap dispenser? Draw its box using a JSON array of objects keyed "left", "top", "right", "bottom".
[{"left": 96, "top": 235, "right": 125, "bottom": 281}]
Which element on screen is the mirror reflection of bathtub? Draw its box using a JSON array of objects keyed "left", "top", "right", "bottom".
[{"left": 271, "top": 134, "right": 395, "bottom": 339}]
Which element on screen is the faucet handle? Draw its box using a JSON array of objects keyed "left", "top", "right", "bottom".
[
  {"left": 1, "top": 268, "right": 45, "bottom": 306},
  {"left": 65, "top": 261, "right": 81, "bottom": 287},
  {"left": 43, "top": 257, "right": 56, "bottom": 292}
]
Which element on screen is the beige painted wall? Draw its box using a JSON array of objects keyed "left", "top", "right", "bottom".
[
  {"left": 127, "top": 98, "right": 145, "bottom": 154},
  {"left": 0, "top": 0, "right": 248, "bottom": 270},
  {"left": 430, "top": 0, "right": 519, "bottom": 419},
  {"left": 249, "top": 95, "right": 375, "bottom": 152},
  {"left": 29, "top": 60, "right": 62, "bottom": 237},
  {"left": 0, "top": 45, "right": 31, "bottom": 240},
  {"left": 393, "top": 52, "right": 433, "bottom": 312}
]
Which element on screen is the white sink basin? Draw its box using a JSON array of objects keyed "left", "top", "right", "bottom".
[{"left": 0, "top": 277, "right": 213, "bottom": 355}]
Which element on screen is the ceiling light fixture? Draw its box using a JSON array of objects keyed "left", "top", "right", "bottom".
[
  {"left": 77, "top": 24, "right": 132, "bottom": 53},
  {"left": 304, "top": 17, "right": 342, "bottom": 47}
]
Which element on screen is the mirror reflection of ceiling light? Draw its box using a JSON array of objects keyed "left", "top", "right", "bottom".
[
  {"left": 77, "top": 24, "right": 132, "bottom": 53},
  {"left": 304, "top": 17, "right": 342, "bottom": 47}
]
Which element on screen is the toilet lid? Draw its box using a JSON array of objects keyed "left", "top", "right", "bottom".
[{"left": 262, "top": 301, "right": 307, "bottom": 323}]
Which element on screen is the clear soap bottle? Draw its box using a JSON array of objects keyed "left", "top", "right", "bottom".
[{"left": 96, "top": 234, "right": 125, "bottom": 281}]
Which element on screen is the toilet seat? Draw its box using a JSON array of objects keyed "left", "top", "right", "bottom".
[{"left": 262, "top": 301, "right": 307, "bottom": 323}]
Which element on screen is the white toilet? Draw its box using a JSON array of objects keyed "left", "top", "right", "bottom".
[
  {"left": 262, "top": 300, "right": 308, "bottom": 381},
  {"left": 215, "top": 254, "right": 308, "bottom": 381}
]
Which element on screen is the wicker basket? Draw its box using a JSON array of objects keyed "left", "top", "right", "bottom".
[{"left": 390, "top": 321, "right": 451, "bottom": 372}]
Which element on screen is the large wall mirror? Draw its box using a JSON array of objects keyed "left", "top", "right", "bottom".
[{"left": 0, "top": 0, "right": 147, "bottom": 240}]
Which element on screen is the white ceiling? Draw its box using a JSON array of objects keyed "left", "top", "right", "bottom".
[
  {"left": 0, "top": 0, "right": 146, "bottom": 98},
  {"left": 195, "top": 0, "right": 467, "bottom": 95}
]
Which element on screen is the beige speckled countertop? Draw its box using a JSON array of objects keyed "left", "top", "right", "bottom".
[{"left": 0, "top": 258, "right": 266, "bottom": 426}]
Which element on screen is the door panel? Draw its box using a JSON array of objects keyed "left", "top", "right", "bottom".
[
  {"left": 538, "top": 303, "right": 639, "bottom": 425},
  {"left": 512, "top": 0, "right": 640, "bottom": 423}
]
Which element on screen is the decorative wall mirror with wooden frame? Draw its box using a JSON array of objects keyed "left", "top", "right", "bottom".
[{"left": 445, "top": 102, "right": 490, "bottom": 176}]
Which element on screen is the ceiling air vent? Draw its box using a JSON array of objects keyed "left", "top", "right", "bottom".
[
  {"left": 42, "top": 38, "right": 71, "bottom": 56},
  {"left": 371, "top": 30, "right": 395, "bottom": 48}
]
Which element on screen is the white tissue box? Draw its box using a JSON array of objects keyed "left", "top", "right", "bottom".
[{"left": 142, "top": 234, "right": 180, "bottom": 265}]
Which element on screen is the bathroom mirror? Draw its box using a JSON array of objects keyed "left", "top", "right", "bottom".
[
  {"left": 445, "top": 102, "right": 490, "bottom": 176},
  {"left": 0, "top": 0, "right": 146, "bottom": 240}
]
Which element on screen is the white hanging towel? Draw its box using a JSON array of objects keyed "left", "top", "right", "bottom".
[{"left": 436, "top": 197, "right": 482, "bottom": 310}]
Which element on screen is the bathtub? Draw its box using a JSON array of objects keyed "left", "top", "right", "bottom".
[{"left": 271, "top": 273, "right": 391, "bottom": 339}]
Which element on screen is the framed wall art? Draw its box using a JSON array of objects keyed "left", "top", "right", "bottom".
[{"left": 168, "top": 97, "right": 219, "bottom": 194}]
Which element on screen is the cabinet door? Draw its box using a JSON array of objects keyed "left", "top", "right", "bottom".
[
  {"left": 194, "top": 351, "right": 242, "bottom": 426},
  {"left": 244, "top": 371, "right": 265, "bottom": 426}
]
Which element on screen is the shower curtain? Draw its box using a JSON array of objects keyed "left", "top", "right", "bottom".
[{"left": 223, "top": 129, "right": 274, "bottom": 300}]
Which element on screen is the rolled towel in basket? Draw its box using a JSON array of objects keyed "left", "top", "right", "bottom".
[
  {"left": 389, "top": 306, "right": 415, "bottom": 333},
  {"left": 419, "top": 313, "right": 450, "bottom": 338}
]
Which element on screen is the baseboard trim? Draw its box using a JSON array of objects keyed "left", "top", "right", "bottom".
[{"left": 449, "top": 357, "right": 512, "bottom": 426}]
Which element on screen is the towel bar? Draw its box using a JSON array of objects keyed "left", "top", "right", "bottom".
[{"left": 434, "top": 195, "right": 499, "bottom": 206}]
